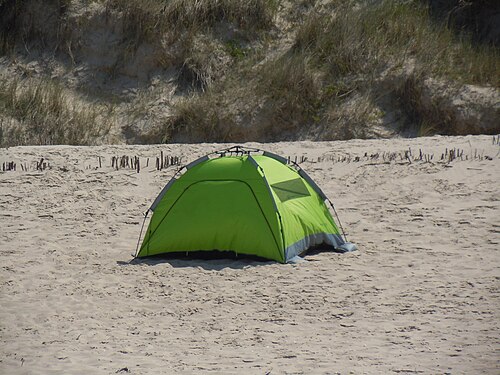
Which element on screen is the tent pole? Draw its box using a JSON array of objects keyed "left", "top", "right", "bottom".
[
  {"left": 328, "top": 199, "right": 348, "bottom": 242},
  {"left": 134, "top": 211, "right": 149, "bottom": 257}
]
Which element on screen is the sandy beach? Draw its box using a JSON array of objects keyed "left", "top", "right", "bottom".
[{"left": 1, "top": 135, "right": 498, "bottom": 374}]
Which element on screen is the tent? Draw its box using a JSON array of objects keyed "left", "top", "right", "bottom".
[{"left": 135, "top": 146, "right": 356, "bottom": 263}]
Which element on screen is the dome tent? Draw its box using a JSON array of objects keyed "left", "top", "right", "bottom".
[{"left": 135, "top": 146, "right": 356, "bottom": 263}]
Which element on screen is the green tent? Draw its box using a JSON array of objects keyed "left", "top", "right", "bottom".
[{"left": 136, "top": 146, "right": 356, "bottom": 263}]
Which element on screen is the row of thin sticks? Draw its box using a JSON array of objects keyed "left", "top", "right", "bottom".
[
  {"left": 314, "top": 146, "right": 492, "bottom": 164},
  {"left": 1, "top": 152, "right": 182, "bottom": 173},
  {"left": 109, "top": 152, "right": 182, "bottom": 172},
  {"left": 2, "top": 158, "right": 49, "bottom": 172},
  {"left": 2, "top": 138, "right": 498, "bottom": 173}
]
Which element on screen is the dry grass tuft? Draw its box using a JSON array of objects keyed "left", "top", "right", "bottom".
[
  {"left": 287, "top": 0, "right": 500, "bottom": 138},
  {"left": 0, "top": 0, "right": 72, "bottom": 54},
  {"left": 166, "top": 90, "right": 239, "bottom": 142},
  {"left": 0, "top": 77, "right": 112, "bottom": 146},
  {"left": 110, "top": 0, "right": 278, "bottom": 45},
  {"left": 255, "top": 53, "right": 322, "bottom": 137},
  {"left": 294, "top": 1, "right": 499, "bottom": 85}
]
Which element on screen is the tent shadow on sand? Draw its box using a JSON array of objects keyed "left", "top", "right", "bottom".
[
  {"left": 118, "top": 252, "right": 273, "bottom": 271},
  {"left": 118, "top": 244, "right": 347, "bottom": 271}
]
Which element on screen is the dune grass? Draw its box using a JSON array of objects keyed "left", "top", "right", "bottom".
[
  {"left": 109, "top": 0, "right": 279, "bottom": 44},
  {"left": 0, "top": 77, "right": 112, "bottom": 146},
  {"left": 294, "top": 0, "right": 499, "bottom": 136},
  {"left": 294, "top": 0, "right": 499, "bottom": 86},
  {"left": 254, "top": 53, "right": 322, "bottom": 137},
  {"left": 1, "top": 0, "right": 498, "bottom": 145},
  {"left": 109, "top": 0, "right": 279, "bottom": 91},
  {"left": 167, "top": 0, "right": 499, "bottom": 142},
  {"left": 0, "top": 0, "right": 72, "bottom": 55}
]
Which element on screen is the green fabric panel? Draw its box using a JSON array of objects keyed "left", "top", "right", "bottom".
[
  {"left": 138, "top": 156, "right": 284, "bottom": 262},
  {"left": 144, "top": 157, "right": 264, "bottom": 243},
  {"left": 252, "top": 155, "right": 299, "bottom": 184},
  {"left": 277, "top": 190, "right": 340, "bottom": 248},
  {"left": 253, "top": 155, "right": 340, "bottom": 249}
]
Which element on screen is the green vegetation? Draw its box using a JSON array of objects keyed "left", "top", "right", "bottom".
[
  {"left": 110, "top": 0, "right": 278, "bottom": 90},
  {"left": 0, "top": 77, "right": 112, "bottom": 146},
  {"left": 0, "top": 0, "right": 72, "bottom": 55},
  {"left": 109, "top": 0, "right": 279, "bottom": 45},
  {"left": 0, "top": 0, "right": 498, "bottom": 145},
  {"left": 170, "top": 0, "right": 498, "bottom": 141},
  {"left": 294, "top": 1, "right": 498, "bottom": 85},
  {"left": 225, "top": 40, "right": 248, "bottom": 60}
]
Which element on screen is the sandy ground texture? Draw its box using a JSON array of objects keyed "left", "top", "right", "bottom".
[{"left": 0, "top": 135, "right": 499, "bottom": 374}]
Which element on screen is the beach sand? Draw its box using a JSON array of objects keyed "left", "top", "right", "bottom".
[{"left": 1, "top": 135, "right": 498, "bottom": 374}]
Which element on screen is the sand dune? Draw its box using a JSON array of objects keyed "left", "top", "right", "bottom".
[{"left": 1, "top": 135, "right": 499, "bottom": 374}]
